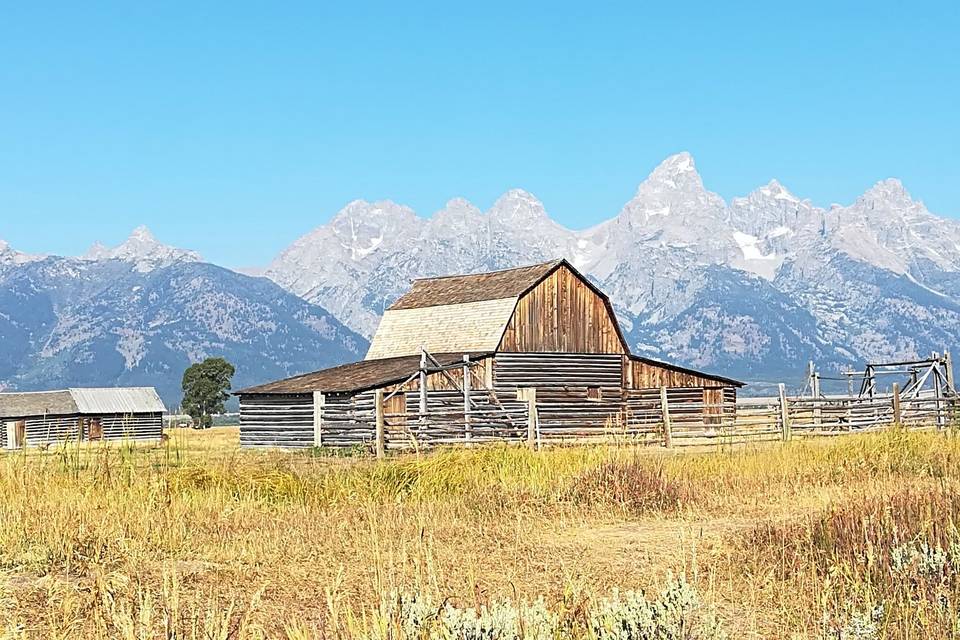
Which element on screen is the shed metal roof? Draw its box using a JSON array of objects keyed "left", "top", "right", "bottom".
[
  {"left": 0, "top": 387, "right": 165, "bottom": 419},
  {"left": 70, "top": 387, "right": 166, "bottom": 414}
]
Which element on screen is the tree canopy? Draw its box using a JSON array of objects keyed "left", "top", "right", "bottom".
[{"left": 181, "top": 357, "right": 235, "bottom": 428}]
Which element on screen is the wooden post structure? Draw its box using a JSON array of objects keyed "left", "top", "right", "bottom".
[
  {"left": 312, "top": 391, "right": 325, "bottom": 448},
  {"left": 525, "top": 388, "right": 538, "bottom": 451},
  {"left": 946, "top": 350, "right": 957, "bottom": 431},
  {"left": 933, "top": 365, "right": 946, "bottom": 430},
  {"left": 374, "top": 389, "right": 386, "bottom": 459},
  {"left": 778, "top": 383, "right": 791, "bottom": 441},
  {"left": 811, "top": 364, "right": 822, "bottom": 429},
  {"left": 419, "top": 347, "right": 428, "bottom": 429},
  {"left": 659, "top": 386, "right": 673, "bottom": 448},
  {"left": 4, "top": 421, "right": 16, "bottom": 450},
  {"left": 946, "top": 350, "right": 956, "bottom": 392},
  {"left": 891, "top": 382, "right": 902, "bottom": 428},
  {"left": 462, "top": 355, "right": 472, "bottom": 443}
]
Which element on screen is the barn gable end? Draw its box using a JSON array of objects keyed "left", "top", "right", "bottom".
[{"left": 498, "top": 264, "right": 626, "bottom": 354}]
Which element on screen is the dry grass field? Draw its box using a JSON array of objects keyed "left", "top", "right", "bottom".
[{"left": 1, "top": 427, "right": 960, "bottom": 639}]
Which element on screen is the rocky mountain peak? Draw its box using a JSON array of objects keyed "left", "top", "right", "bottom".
[
  {"left": 619, "top": 152, "right": 726, "bottom": 227},
  {"left": 0, "top": 239, "right": 44, "bottom": 266},
  {"left": 857, "top": 178, "right": 916, "bottom": 211},
  {"left": 429, "top": 198, "right": 485, "bottom": 236},
  {"left": 435, "top": 197, "right": 482, "bottom": 220},
  {"left": 81, "top": 226, "right": 202, "bottom": 270},
  {"left": 758, "top": 179, "right": 800, "bottom": 203},
  {"left": 130, "top": 224, "right": 156, "bottom": 241},
  {"left": 489, "top": 189, "right": 549, "bottom": 225},
  {"left": 324, "top": 200, "right": 421, "bottom": 261},
  {"left": 83, "top": 241, "right": 110, "bottom": 260},
  {"left": 641, "top": 152, "right": 703, "bottom": 191},
  {"left": 331, "top": 199, "right": 418, "bottom": 224}
]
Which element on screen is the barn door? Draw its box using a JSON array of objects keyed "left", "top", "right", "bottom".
[
  {"left": 385, "top": 393, "right": 407, "bottom": 436},
  {"left": 88, "top": 418, "right": 103, "bottom": 441},
  {"left": 5, "top": 420, "right": 25, "bottom": 449}
]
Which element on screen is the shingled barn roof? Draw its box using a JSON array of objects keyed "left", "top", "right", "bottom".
[
  {"left": 367, "top": 260, "right": 584, "bottom": 360},
  {"left": 390, "top": 260, "right": 563, "bottom": 310},
  {"left": 236, "top": 352, "right": 491, "bottom": 395}
]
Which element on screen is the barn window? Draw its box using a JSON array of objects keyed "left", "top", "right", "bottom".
[{"left": 586, "top": 387, "right": 603, "bottom": 401}]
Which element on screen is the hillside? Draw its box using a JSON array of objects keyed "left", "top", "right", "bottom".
[{"left": 0, "top": 232, "right": 366, "bottom": 405}]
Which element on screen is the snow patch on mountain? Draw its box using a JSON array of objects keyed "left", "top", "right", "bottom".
[
  {"left": 0, "top": 239, "right": 45, "bottom": 266},
  {"left": 260, "top": 152, "right": 960, "bottom": 387}
]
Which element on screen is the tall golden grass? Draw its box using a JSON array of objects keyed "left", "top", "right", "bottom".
[{"left": 0, "top": 428, "right": 959, "bottom": 638}]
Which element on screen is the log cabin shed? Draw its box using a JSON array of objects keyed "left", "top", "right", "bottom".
[
  {"left": 0, "top": 387, "right": 166, "bottom": 449},
  {"left": 237, "top": 260, "right": 743, "bottom": 448}
]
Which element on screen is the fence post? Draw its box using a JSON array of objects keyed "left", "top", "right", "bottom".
[
  {"left": 946, "top": 350, "right": 956, "bottom": 391},
  {"left": 891, "top": 382, "right": 902, "bottom": 428},
  {"left": 525, "top": 388, "right": 538, "bottom": 451},
  {"left": 313, "top": 391, "right": 325, "bottom": 448},
  {"left": 462, "top": 355, "right": 472, "bottom": 444},
  {"left": 933, "top": 366, "right": 946, "bottom": 431},
  {"left": 659, "top": 386, "right": 673, "bottom": 448},
  {"left": 812, "top": 372, "right": 822, "bottom": 429},
  {"left": 778, "top": 383, "right": 791, "bottom": 441},
  {"left": 375, "top": 389, "right": 386, "bottom": 459},
  {"left": 419, "top": 347, "right": 428, "bottom": 426}
]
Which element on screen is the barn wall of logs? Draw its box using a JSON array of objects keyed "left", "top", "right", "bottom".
[{"left": 237, "top": 350, "right": 738, "bottom": 450}]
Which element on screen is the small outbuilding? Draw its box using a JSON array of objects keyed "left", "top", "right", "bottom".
[
  {"left": 238, "top": 260, "right": 744, "bottom": 449},
  {"left": 0, "top": 387, "right": 166, "bottom": 449}
]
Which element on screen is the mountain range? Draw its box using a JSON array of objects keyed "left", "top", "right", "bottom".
[
  {"left": 2, "top": 152, "right": 958, "bottom": 404},
  {"left": 264, "top": 153, "right": 960, "bottom": 391},
  {"left": 0, "top": 229, "right": 364, "bottom": 405}
]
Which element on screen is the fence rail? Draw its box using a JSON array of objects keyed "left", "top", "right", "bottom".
[{"left": 311, "top": 384, "right": 959, "bottom": 455}]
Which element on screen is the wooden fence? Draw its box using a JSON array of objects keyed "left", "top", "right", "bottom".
[{"left": 328, "top": 384, "right": 960, "bottom": 456}]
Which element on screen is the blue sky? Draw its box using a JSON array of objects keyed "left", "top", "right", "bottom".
[{"left": 1, "top": 1, "right": 957, "bottom": 267}]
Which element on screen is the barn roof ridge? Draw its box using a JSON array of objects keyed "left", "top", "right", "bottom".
[{"left": 408, "top": 258, "right": 565, "bottom": 283}]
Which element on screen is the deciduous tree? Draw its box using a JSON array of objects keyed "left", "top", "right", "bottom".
[{"left": 181, "top": 357, "right": 235, "bottom": 428}]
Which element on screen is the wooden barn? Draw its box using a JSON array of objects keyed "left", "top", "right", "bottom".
[
  {"left": 238, "top": 260, "right": 743, "bottom": 450},
  {"left": 0, "top": 387, "right": 166, "bottom": 449}
]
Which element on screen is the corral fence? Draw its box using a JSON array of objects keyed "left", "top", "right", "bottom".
[{"left": 337, "top": 384, "right": 959, "bottom": 455}]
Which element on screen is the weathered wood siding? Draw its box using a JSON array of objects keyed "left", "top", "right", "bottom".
[
  {"left": 492, "top": 352, "right": 626, "bottom": 436},
  {"left": 324, "top": 392, "right": 375, "bottom": 447},
  {"left": 383, "top": 390, "right": 528, "bottom": 447},
  {"left": 493, "top": 352, "right": 623, "bottom": 389},
  {"left": 239, "top": 393, "right": 314, "bottom": 448},
  {"left": 2, "top": 413, "right": 162, "bottom": 447},
  {"left": 392, "top": 356, "right": 492, "bottom": 393},
  {"left": 625, "top": 356, "right": 733, "bottom": 390},
  {"left": 499, "top": 265, "right": 625, "bottom": 354}
]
